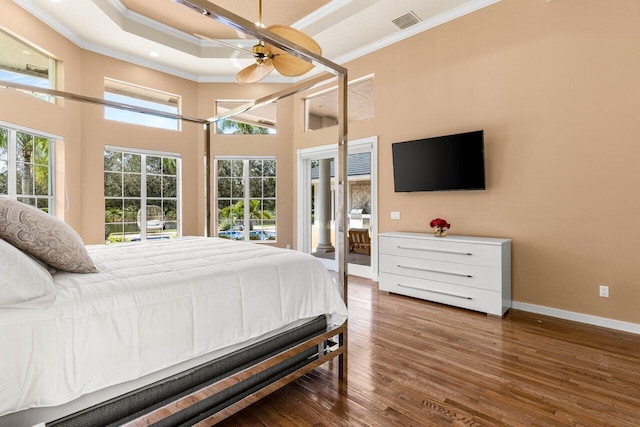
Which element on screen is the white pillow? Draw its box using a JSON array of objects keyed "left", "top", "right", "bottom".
[{"left": 0, "top": 238, "right": 55, "bottom": 309}]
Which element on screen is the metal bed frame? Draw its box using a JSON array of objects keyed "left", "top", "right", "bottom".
[{"left": 1, "top": 1, "right": 348, "bottom": 424}]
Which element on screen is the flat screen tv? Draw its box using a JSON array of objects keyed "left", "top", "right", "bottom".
[{"left": 392, "top": 130, "right": 486, "bottom": 192}]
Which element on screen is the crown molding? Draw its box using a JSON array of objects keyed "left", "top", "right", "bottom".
[
  {"left": 12, "top": 0, "right": 501, "bottom": 83},
  {"left": 13, "top": 0, "right": 85, "bottom": 48},
  {"left": 105, "top": 0, "right": 200, "bottom": 44},
  {"left": 293, "top": 0, "right": 353, "bottom": 30},
  {"left": 333, "top": 0, "right": 501, "bottom": 65}
]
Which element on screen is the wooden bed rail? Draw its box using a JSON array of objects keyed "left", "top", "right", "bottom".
[{"left": 123, "top": 323, "right": 347, "bottom": 426}]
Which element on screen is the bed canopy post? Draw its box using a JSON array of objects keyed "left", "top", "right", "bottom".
[
  {"left": 204, "top": 122, "right": 212, "bottom": 237},
  {"left": 337, "top": 72, "right": 348, "bottom": 379},
  {"left": 2, "top": 0, "right": 351, "bottom": 394},
  {"left": 176, "top": 0, "right": 350, "bottom": 380}
]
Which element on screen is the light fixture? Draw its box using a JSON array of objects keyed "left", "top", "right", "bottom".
[{"left": 194, "top": 0, "right": 321, "bottom": 84}]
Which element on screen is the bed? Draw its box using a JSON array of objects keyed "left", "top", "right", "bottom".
[
  {"left": 0, "top": 235, "right": 347, "bottom": 426},
  {"left": 0, "top": 1, "right": 349, "bottom": 424}
]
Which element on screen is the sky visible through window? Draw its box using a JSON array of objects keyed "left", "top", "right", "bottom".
[
  {"left": 0, "top": 70, "right": 48, "bottom": 87},
  {"left": 104, "top": 92, "right": 179, "bottom": 131}
]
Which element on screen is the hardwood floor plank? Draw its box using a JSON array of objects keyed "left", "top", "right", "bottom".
[{"left": 217, "top": 277, "right": 640, "bottom": 426}]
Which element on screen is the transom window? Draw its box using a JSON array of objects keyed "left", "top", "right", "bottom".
[
  {"left": 104, "top": 78, "right": 180, "bottom": 131},
  {"left": 104, "top": 147, "right": 181, "bottom": 244},
  {"left": 0, "top": 123, "right": 55, "bottom": 213},
  {"left": 216, "top": 158, "right": 276, "bottom": 242},
  {"left": 305, "top": 76, "right": 374, "bottom": 131},
  {"left": 215, "top": 100, "right": 276, "bottom": 135},
  {"left": 0, "top": 29, "right": 56, "bottom": 102}
]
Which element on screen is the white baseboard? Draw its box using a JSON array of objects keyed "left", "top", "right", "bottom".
[{"left": 512, "top": 301, "right": 640, "bottom": 335}]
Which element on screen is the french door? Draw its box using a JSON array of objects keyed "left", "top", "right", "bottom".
[{"left": 297, "top": 136, "right": 378, "bottom": 280}]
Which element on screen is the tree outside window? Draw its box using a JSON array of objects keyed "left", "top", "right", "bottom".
[
  {"left": 216, "top": 158, "right": 276, "bottom": 241},
  {"left": 0, "top": 124, "right": 54, "bottom": 213},
  {"left": 104, "top": 148, "right": 180, "bottom": 244}
]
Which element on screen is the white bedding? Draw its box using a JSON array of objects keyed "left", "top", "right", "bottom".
[{"left": 0, "top": 237, "right": 347, "bottom": 417}]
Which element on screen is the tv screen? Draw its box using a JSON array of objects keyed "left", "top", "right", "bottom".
[{"left": 392, "top": 130, "right": 485, "bottom": 192}]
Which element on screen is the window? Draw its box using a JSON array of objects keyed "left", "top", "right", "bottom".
[
  {"left": 305, "top": 76, "right": 375, "bottom": 131},
  {"left": 0, "top": 123, "right": 55, "bottom": 213},
  {"left": 0, "top": 29, "right": 56, "bottom": 102},
  {"left": 104, "top": 78, "right": 180, "bottom": 131},
  {"left": 216, "top": 158, "right": 276, "bottom": 241},
  {"left": 104, "top": 147, "right": 181, "bottom": 244},
  {"left": 215, "top": 100, "right": 276, "bottom": 134}
]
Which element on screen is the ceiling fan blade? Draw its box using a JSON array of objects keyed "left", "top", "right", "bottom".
[
  {"left": 236, "top": 59, "right": 275, "bottom": 84},
  {"left": 266, "top": 25, "right": 322, "bottom": 77},
  {"left": 193, "top": 33, "right": 256, "bottom": 56}
]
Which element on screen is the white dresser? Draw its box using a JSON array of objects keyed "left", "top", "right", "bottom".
[{"left": 379, "top": 232, "right": 511, "bottom": 316}]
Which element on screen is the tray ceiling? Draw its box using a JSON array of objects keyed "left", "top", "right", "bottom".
[{"left": 12, "top": 0, "right": 501, "bottom": 82}]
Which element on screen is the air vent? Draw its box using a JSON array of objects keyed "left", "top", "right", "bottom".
[{"left": 392, "top": 11, "right": 422, "bottom": 30}]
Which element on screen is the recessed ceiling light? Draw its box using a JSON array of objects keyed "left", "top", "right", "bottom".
[{"left": 149, "top": 51, "right": 160, "bottom": 58}]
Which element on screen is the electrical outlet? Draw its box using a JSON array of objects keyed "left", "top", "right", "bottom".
[
  {"left": 391, "top": 211, "right": 400, "bottom": 220},
  {"left": 599, "top": 285, "right": 609, "bottom": 298}
]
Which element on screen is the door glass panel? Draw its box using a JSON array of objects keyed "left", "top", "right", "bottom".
[
  {"left": 310, "top": 158, "right": 336, "bottom": 263},
  {"left": 347, "top": 152, "right": 371, "bottom": 267}
]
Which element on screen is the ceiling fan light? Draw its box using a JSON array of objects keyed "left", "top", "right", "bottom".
[{"left": 252, "top": 43, "right": 270, "bottom": 58}]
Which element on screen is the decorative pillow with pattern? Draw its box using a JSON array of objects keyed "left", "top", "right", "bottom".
[{"left": 0, "top": 198, "right": 96, "bottom": 273}]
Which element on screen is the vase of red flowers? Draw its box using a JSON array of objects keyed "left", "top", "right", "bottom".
[{"left": 429, "top": 218, "right": 450, "bottom": 237}]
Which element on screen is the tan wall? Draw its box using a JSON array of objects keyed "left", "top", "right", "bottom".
[
  {"left": 1, "top": 3, "right": 294, "bottom": 249},
  {"left": 0, "top": 2, "right": 84, "bottom": 227},
  {"left": 78, "top": 51, "right": 203, "bottom": 243},
  {"left": 3, "top": 0, "right": 640, "bottom": 324},
  {"left": 294, "top": 0, "right": 640, "bottom": 324},
  {"left": 1, "top": 3, "right": 206, "bottom": 244}
]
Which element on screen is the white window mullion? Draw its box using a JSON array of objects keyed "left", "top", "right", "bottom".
[
  {"left": 140, "top": 154, "right": 147, "bottom": 241},
  {"left": 7, "top": 130, "right": 16, "bottom": 199},
  {"left": 243, "top": 159, "right": 250, "bottom": 241},
  {"left": 176, "top": 158, "right": 182, "bottom": 237},
  {"left": 48, "top": 140, "right": 55, "bottom": 214}
]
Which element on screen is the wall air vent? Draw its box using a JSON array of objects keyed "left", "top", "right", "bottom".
[{"left": 392, "top": 11, "right": 422, "bottom": 30}]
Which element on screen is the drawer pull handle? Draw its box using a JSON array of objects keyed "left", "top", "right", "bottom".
[
  {"left": 397, "top": 264, "right": 473, "bottom": 278},
  {"left": 397, "top": 246, "right": 472, "bottom": 256},
  {"left": 397, "top": 283, "right": 473, "bottom": 300}
]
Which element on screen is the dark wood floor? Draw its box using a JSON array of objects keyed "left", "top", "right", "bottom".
[{"left": 219, "top": 276, "right": 640, "bottom": 426}]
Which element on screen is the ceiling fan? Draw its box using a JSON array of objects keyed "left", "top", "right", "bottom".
[{"left": 195, "top": 0, "right": 322, "bottom": 84}]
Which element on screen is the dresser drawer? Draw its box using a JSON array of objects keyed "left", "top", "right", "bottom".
[
  {"left": 380, "top": 236, "right": 502, "bottom": 268},
  {"left": 379, "top": 272, "right": 506, "bottom": 316},
  {"left": 379, "top": 254, "right": 502, "bottom": 292}
]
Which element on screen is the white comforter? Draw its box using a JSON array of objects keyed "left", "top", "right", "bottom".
[{"left": 0, "top": 237, "right": 348, "bottom": 416}]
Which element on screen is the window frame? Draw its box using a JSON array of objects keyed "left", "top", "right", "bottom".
[
  {"left": 0, "top": 121, "right": 56, "bottom": 214},
  {"left": 304, "top": 75, "right": 374, "bottom": 132},
  {"left": 103, "top": 78, "right": 181, "bottom": 131},
  {"left": 0, "top": 29, "right": 57, "bottom": 103},
  {"left": 214, "top": 100, "right": 277, "bottom": 135},
  {"left": 214, "top": 156, "right": 277, "bottom": 243},
  {"left": 104, "top": 146, "right": 182, "bottom": 244}
]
